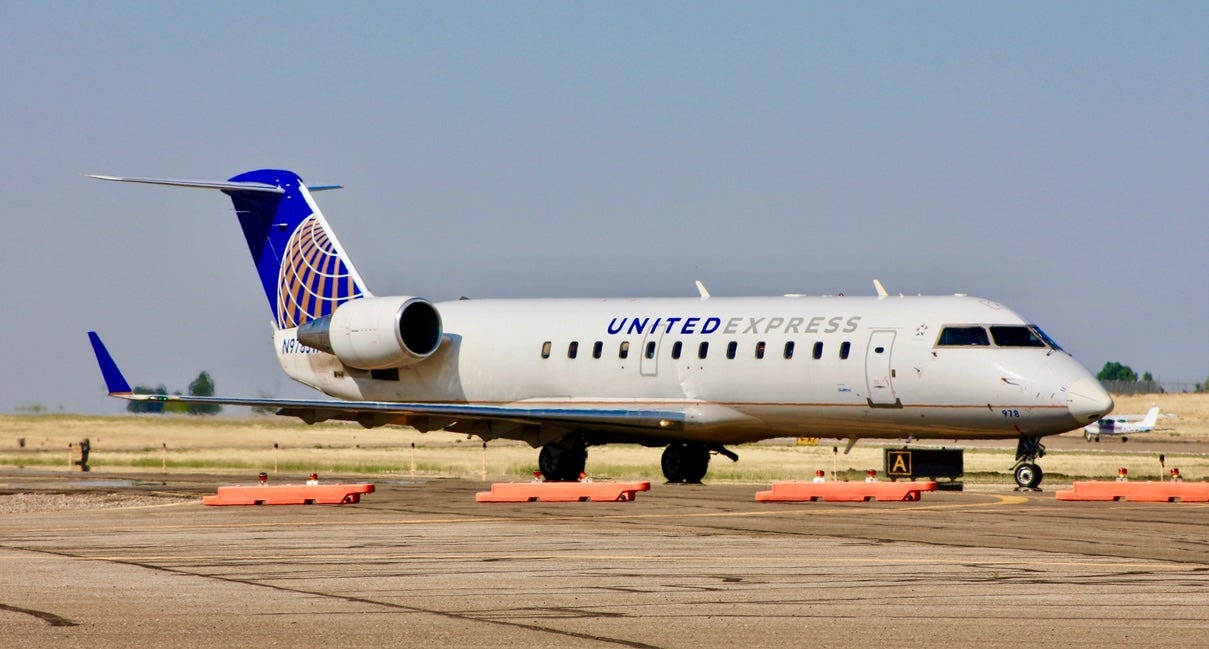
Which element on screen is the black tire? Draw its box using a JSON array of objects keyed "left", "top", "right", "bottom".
[
  {"left": 1014, "top": 462, "right": 1043, "bottom": 489},
  {"left": 662, "top": 443, "right": 710, "bottom": 483},
  {"left": 539, "top": 444, "right": 587, "bottom": 482}
]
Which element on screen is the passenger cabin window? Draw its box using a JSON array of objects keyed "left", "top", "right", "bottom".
[
  {"left": 755, "top": 341, "right": 766, "bottom": 359},
  {"left": 671, "top": 341, "right": 683, "bottom": 359},
  {"left": 698, "top": 341, "right": 709, "bottom": 359},
  {"left": 726, "top": 341, "right": 737, "bottom": 359},
  {"left": 568, "top": 341, "right": 578, "bottom": 359},
  {"left": 812, "top": 341, "right": 823, "bottom": 359},
  {"left": 645, "top": 341, "right": 656, "bottom": 359},
  {"left": 937, "top": 326, "right": 990, "bottom": 346},
  {"left": 619, "top": 341, "right": 630, "bottom": 359},
  {"left": 541, "top": 341, "right": 551, "bottom": 359},
  {"left": 990, "top": 326, "right": 1046, "bottom": 348},
  {"left": 839, "top": 341, "right": 851, "bottom": 360},
  {"left": 784, "top": 341, "right": 795, "bottom": 359},
  {"left": 592, "top": 341, "right": 603, "bottom": 359}
]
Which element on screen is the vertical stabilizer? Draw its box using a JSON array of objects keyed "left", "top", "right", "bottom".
[
  {"left": 224, "top": 170, "right": 370, "bottom": 329},
  {"left": 1140, "top": 406, "right": 1160, "bottom": 429}
]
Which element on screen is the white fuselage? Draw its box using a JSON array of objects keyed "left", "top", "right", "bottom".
[{"left": 272, "top": 293, "right": 1109, "bottom": 445}]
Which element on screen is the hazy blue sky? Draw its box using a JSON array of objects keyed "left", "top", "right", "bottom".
[{"left": 2, "top": 2, "right": 1205, "bottom": 414}]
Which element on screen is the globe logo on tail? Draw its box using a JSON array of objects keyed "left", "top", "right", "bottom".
[{"left": 276, "top": 215, "right": 364, "bottom": 329}]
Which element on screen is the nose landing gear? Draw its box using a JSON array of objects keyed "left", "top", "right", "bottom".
[{"left": 1012, "top": 436, "right": 1046, "bottom": 490}]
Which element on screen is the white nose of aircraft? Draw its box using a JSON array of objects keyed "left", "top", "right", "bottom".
[{"left": 1067, "top": 376, "right": 1114, "bottom": 424}]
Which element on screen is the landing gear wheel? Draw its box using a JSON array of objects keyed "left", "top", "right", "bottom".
[
  {"left": 1013, "top": 436, "right": 1046, "bottom": 490},
  {"left": 1014, "top": 463, "right": 1043, "bottom": 489},
  {"left": 538, "top": 443, "right": 587, "bottom": 482},
  {"left": 661, "top": 443, "right": 710, "bottom": 483}
]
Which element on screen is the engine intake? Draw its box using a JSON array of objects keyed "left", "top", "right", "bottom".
[{"left": 297, "top": 296, "right": 442, "bottom": 369}]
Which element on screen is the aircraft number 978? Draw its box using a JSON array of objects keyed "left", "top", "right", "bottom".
[{"left": 1001, "top": 409, "right": 1021, "bottom": 418}]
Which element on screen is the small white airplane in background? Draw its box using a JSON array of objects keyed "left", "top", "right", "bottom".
[{"left": 1083, "top": 406, "right": 1160, "bottom": 442}]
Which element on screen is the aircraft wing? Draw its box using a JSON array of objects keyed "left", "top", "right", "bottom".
[{"left": 87, "top": 332, "right": 686, "bottom": 439}]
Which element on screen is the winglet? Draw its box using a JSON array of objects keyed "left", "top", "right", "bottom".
[
  {"left": 873, "top": 279, "right": 888, "bottom": 299},
  {"left": 87, "top": 332, "right": 132, "bottom": 395}
]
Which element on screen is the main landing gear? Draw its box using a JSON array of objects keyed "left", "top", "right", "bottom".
[
  {"left": 662, "top": 443, "right": 710, "bottom": 483},
  {"left": 537, "top": 436, "right": 740, "bottom": 484},
  {"left": 1012, "top": 436, "right": 1046, "bottom": 490},
  {"left": 661, "top": 443, "right": 739, "bottom": 484},
  {"left": 538, "top": 436, "right": 587, "bottom": 482}
]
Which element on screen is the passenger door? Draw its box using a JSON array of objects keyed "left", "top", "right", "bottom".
[{"left": 865, "top": 330, "right": 899, "bottom": 406}]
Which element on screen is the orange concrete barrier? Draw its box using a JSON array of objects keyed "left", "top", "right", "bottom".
[
  {"left": 1056, "top": 481, "right": 1209, "bottom": 503},
  {"left": 756, "top": 481, "right": 938, "bottom": 502},
  {"left": 476, "top": 481, "right": 651, "bottom": 503},
  {"left": 203, "top": 483, "right": 375, "bottom": 506}
]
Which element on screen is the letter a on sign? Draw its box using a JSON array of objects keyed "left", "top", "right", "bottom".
[{"left": 886, "top": 450, "right": 912, "bottom": 477}]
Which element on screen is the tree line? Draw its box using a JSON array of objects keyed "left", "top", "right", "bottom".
[
  {"left": 1097, "top": 361, "right": 1209, "bottom": 394},
  {"left": 127, "top": 371, "right": 222, "bottom": 415}
]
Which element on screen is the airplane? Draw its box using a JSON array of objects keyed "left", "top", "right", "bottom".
[
  {"left": 86, "top": 169, "right": 1114, "bottom": 489},
  {"left": 1083, "top": 406, "right": 1160, "bottom": 442}
]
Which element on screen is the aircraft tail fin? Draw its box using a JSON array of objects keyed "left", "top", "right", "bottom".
[
  {"left": 90, "top": 170, "right": 370, "bottom": 329},
  {"left": 1141, "top": 405, "right": 1160, "bottom": 429},
  {"left": 87, "top": 331, "right": 132, "bottom": 395}
]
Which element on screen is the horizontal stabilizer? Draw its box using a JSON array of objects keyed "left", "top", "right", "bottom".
[
  {"left": 88, "top": 174, "right": 285, "bottom": 194},
  {"left": 91, "top": 169, "right": 360, "bottom": 329}
]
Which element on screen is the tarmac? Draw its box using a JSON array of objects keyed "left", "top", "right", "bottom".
[{"left": 2, "top": 470, "right": 1208, "bottom": 648}]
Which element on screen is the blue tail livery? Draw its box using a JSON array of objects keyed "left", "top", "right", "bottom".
[
  {"left": 86, "top": 331, "right": 131, "bottom": 395},
  {"left": 89, "top": 171, "right": 369, "bottom": 329}
]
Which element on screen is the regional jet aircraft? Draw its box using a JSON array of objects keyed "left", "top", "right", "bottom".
[
  {"left": 1083, "top": 406, "right": 1160, "bottom": 442},
  {"left": 88, "top": 169, "right": 1114, "bottom": 488}
]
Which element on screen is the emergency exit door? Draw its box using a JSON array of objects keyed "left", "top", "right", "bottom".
[{"left": 865, "top": 330, "right": 899, "bottom": 406}]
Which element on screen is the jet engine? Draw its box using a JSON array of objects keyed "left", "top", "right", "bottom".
[{"left": 296, "top": 296, "right": 443, "bottom": 369}]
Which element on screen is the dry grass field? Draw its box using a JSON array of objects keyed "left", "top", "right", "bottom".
[
  {"left": 2, "top": 392, "right": 1207, "bottom": 483},
  {"left": 1103, "top": 391, "right": 1209, "bottom": 438}
]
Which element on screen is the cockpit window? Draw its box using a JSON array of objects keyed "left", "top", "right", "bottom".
[
  {"left": 937, "top": 326, "right": 990, "bottom": 346},
  {"left": 989, "top": 326, "right": 1046, "bottom": 348},
  {"left": 1029, "top": 325, "right": 1064, "bottom": 352}
]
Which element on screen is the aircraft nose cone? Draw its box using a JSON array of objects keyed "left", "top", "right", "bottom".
[{"left": 1068, "top": 376, "right": 1114, "bottom": 423}]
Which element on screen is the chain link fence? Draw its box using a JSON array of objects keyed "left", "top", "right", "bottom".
[{"left": 1101, "top": 380, "right": 1205, "bottom": 395}]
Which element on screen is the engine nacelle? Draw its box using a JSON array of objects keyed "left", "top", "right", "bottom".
[{"left": 296, "top": 296, "right": 443, "bottom": 370}]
